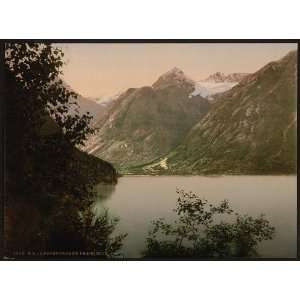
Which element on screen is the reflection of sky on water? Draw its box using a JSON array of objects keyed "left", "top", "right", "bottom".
[{"left": 93, "top": 176, "right": 297, "bottom": 259}]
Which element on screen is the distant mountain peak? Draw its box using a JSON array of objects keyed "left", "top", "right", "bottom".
[
  {"left": 205, "top": 72, "right": 227, "bottom": 82},
  {"left": 152, "top": 67, "right": 194, "bottom": 90},
  {"left": 166, "top": 66, "right": 185, "bottom": 75},
  {"left": 158, "top": 50, "right": 297, "bottom": 175},
  {"left": 204, "top": 72, "right": 249, "bottom": 83}
]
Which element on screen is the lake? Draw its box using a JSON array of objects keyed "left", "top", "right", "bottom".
[{"left": 93, "top": 175, "right": 297, "bottom": 258}]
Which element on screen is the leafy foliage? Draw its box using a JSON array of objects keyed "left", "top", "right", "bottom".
[
  {"left": 45, "top": 200, "right": 127, "bottom": 258},
  {"left": 4, "top": 42, "right": 125, "bottom": 258},
  {"left": 5, "top": 43, "right": 95, "bottom": 147},
  {"left": 143, "top": 190, "right": 275, "bottom": 258}
]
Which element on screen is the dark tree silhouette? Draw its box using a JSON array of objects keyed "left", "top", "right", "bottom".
[
  {"left": 4, "top": 42, "right": 125, "bottom": 258},
  {"left": 5, "top": 43, "right": 94, "bottom": 147},
  {"left": 143, "top": 189, "right": 275, "bottom": 258}
]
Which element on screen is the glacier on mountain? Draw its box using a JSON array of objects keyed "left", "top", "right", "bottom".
[{"left": 189, "top": 80, "right": 238, "bottom": 99}]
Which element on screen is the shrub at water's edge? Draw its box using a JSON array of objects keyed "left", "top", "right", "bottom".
[{"left": 143, "top": 190, "right": 275, "bottom": 258}]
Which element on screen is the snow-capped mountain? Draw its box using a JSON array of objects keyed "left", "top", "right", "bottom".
[
  {"left": 84, "top": 67, "right": 210, "bottom": 171},
  {"left": 149, "top": 51, "right": 297, "bottom": 175},
  {"left": 189, "top": 72, "right": 250, "bottom": 99}
]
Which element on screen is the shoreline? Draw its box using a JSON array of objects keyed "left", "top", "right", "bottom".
[{"left": 118, "top": 173, "right": 297, "bottom": 178}]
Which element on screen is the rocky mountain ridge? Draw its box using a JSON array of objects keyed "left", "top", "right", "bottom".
[
  {"left": 137, "top": 51, "right": 297, "bottom": 174},
  {"left": 79, "top": 51, "right": 297, "bottom": 175},
  {"left": 84, "top": 68, "right": 211, "bottom": 171},
  {"left": 204, "top": 72, "right": 249, "bottom": 83}
]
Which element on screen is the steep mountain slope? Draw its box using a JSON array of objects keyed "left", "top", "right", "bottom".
[
  {"left": 63, "top": 82, "right": 108, "bottom": 121},
  {"left": 29, "top": 114, "right": 118, "bottom": 184},
  {"left": 75, "top": 94, "right": 107, "bottom": 120},
  {"left": 145, "top": 51, "right": 297, "bottom": 174},
  {"left": 85, "top": 68, "right": 211, "bottom": 171}
]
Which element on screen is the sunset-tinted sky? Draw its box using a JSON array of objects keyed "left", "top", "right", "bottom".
[{"left": 56, "top": 43, "right": 297, "bottom": 98}]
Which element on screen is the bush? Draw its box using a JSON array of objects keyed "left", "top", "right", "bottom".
[{"left": 143, "top": 189, "right": 275, "bottom": 258}]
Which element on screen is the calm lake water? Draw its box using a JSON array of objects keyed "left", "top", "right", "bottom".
[{"left": 93, "top": 176, "right": 297, "bottom": 258}]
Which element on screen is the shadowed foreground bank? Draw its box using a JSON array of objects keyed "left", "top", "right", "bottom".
[{"left": 3, "top": 43, "right": 125, "bottom": 259}]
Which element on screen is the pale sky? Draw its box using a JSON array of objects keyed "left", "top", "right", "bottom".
[{"left": 56, "top": 43, "right": 297, "bottom": 98}]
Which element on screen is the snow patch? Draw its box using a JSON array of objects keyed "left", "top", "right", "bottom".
[{"left": 189, "top": 81, "right": 238, "bottom": 99}]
